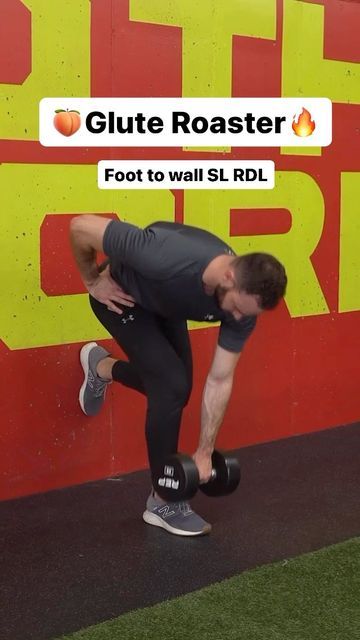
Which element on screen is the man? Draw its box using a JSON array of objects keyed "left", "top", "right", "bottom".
[{"left": 70, "top": 215, "right": 287, "bottom": 537}]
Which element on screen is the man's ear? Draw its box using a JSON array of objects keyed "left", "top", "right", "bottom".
[{"left": 222, "top": 268, "right": 236, "bottom": 289}]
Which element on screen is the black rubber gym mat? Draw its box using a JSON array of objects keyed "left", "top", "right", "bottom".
[{"left": 1, "top": 423, "right": 359, "bottom": 640}]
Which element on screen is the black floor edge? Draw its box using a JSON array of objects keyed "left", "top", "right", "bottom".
[{"left": 1, "top": 422, "right": 359, "bottom": 640}]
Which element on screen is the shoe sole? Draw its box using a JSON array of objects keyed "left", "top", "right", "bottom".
[
  {"left": 79, "top": 341, "right": 98, "bottom": 415},
  {"left": 142, "top": 510, "right": 211, "bottom": 537}
]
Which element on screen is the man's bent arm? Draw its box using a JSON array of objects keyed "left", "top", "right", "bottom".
[
  {"left": 70, "top": 214, "right": 112, "bottom": 288},
  {"left": 197, "top": 345, "right": 241, "bottom": 455}
]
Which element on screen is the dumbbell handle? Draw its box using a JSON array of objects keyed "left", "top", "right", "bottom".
[{"left": 200, "top": 468, "right": 217, "bottom": 483}]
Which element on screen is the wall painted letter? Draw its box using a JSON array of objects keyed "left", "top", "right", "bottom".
[
  {"left": 130, "top": 0, "right": 276, "bottom": 153},
  {"left": 0, "top": 0, "right": 90, "bottom": 141},
  {"left": 0, "top": 163, "right": 173, "bottom": 349},
  {"left": 184, "top": 171, "right": 328, "bottom": 317},
  {"left": 282, "top": 0, "right": 360, "bottom": 157},
  {"left": 339, "top": 172, "right": 360, "bottom": 313}
]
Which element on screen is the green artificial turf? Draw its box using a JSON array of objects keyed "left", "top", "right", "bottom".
[{"left": 58, "top": 537, "right": 360, "bottom": 640}]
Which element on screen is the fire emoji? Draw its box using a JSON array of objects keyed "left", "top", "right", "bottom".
[{"left": 292, "top": 108, "right": 315, "bottom": 137}]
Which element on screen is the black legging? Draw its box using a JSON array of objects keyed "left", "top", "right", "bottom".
[{"left": 89, "top": 296, "right": 193, "bottom": 474}]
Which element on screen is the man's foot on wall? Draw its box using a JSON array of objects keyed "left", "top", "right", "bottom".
[{"left": 79, "top": 342, "right": 112, "bottom": 416}]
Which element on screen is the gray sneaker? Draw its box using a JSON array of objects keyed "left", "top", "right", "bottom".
[
  {"left": 79, "top": 342, "right": 112, "bottom": 416},
  {"left": 143, "top": 492, "right": 211, "bottom": 537}
]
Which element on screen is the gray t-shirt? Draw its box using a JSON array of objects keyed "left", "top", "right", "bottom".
[{"left": 103, "top": 220, "right": 257, "bottom": 352}]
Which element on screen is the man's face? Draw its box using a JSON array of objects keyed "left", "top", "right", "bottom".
[{"left": 216, "top": 285, "right": 263, "bottom": 321}]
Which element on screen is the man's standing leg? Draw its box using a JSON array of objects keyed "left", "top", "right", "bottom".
[{"left": 78, "top": 296, "right": 211, "bottom": 536}]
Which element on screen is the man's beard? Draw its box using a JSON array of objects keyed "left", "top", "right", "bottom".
[{"left": 215, "top": 285, "right": 228, "bottom": 308}]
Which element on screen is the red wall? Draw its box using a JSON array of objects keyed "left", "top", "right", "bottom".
[{"left": 1, "top": 0, "right": 360, "bottom": 501}]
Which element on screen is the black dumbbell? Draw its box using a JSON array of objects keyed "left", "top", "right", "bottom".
[
  {"left": 152, "top": 450, "right": 241, "bottom": 502},
  {"left": 200, "top": 450, "right": 241, "bottom": 497}
]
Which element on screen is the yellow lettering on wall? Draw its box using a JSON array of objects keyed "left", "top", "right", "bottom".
[
  {"left": 339, "top": 172, "right": 360, "bottom": 313},
  {"left": 282, "top": 0, "right": 360, "bottom": 156},
  {"left": 131, "top": 0, "right": 275, "bottom": 96},
  {"left": 130, "top": 0, "right": 276, "bottom": 152},
  {"left": 0, "top": 164, "right": 173, "bottom": 349},
  {"left": 184, "top": 172, "right": 328, "bottom": 317},
  {"left": 0, "top": 0, "right": 90, "bottom": 141}
]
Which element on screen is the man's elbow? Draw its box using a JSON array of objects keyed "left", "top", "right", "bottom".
[
  {"left": 206, "top": 372, "right": 234, "bottom": 388},
  {"left": 69, "top": 214, "right": 110, "bottom": 253},
  {"left": 70, "top": 214, "right": 94, "bottom": 234}
]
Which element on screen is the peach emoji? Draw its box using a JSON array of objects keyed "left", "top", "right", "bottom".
[{"left": 53, "top": 109, "right": 81, "bottom": 136}]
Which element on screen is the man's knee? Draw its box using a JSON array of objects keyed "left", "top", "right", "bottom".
[{"left": 152, "top": 369, "right": 192, "bottom": 409}]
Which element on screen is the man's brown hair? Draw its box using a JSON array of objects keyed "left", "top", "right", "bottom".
[{"left": 231, "top": 253, "right": 287, "bottom": 310}]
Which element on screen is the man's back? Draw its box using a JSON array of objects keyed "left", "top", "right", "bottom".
[{"left": 103, "top": 219, "right": 234, "bottom": 320}]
